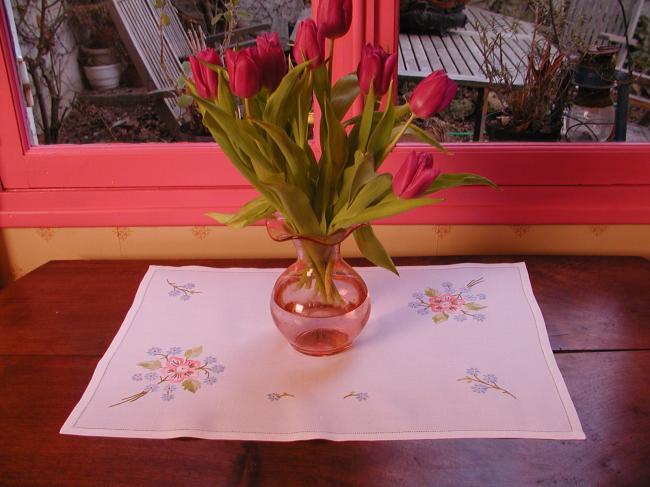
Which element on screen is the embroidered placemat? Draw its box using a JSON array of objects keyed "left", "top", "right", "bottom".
[{"left": 61, "top": 263, "right": 584, "bottom": 441}]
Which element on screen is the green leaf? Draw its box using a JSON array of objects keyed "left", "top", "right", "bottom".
[
  {"left": 353, "top": 225, "right": 398, "bottom": 275},
  {"left": 426, "top": 173, "right": 499, "bottom": 194},
  {"left": 346, "top": 173, "right": 393, "bottom": 215},
  {"left": 217, "top": 69, "right": 238, "bottom": 117},
  {"left": 424, "top": 287, "right": 439, "bottom": 297},
  {"left": 178, "top": 94, "right": 193, "bottom": 108},
  {"left": 153, "top": 0, "right": 165, "bottom": 9},
  {"left": 206, "top": 195, "right": 273, "bottom": 229},
  {"left": 367, "top": 80, "right": 396, "bottom": 166},
  {"left": 357, "top": 86, "right": 375, "bottom": 152},
  {"left": 464, "top": 302, "right": 487, "bottom": 311},
  {"left": 137, "top": 360, "right": 162, "bottom": 370},
  {"left": 181, "top": 379, "right": 201, "bottom": 393},
  {"left": 160, "top": 14, "right": 170, "bottom": 26},
  {"left": 264, "top": 61, "right": 310, "bottom": 127},
  {"left": 432, "top": 313, "right": 449, "bottom": 324},
  {"left": 266, "top": 181, "right": 321, "bottom": 235},
  {"left": 331, "top": 73, "right": 360, "bottom": 120},
  {"left": 252, "top": 120, "right": 314, "bottom": 191},
  {"left": 184, "top": 346, "right": 203, "bottom": 358},
  {"left": 401, "top": 123, "right": 449, "bottom": 154},
  {"left": 333, "top": 151, "right": 375, "bottom": 215},
  {"left": 332, "top": 193, "right": 442, "bottom": 230}
]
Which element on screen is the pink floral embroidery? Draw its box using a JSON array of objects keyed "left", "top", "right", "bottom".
[
  {"left": 160, "top": 356, "right": 202, "bottom": 383},
  {"left": 429, "top": 293, "right": 465, "bottom": 313},
  {"left": 409, "top": 277, "right": 487, "bottom": 324},
  {"left": 111, "top": 346, "right": 225, "bottom": 407}
]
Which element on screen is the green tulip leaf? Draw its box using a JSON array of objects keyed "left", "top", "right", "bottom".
[
  {"left": 265, "top": 181, "right": 321, "bottom": 236},
  {"left": 426, "top": 173, "right": 498, "bottom": 194},
  {"left": 252, "top": 120, "right": 314, "bottom": 192},
  {"left": 346, "top": 173, "right": 393, "bottom": 215},
  {"left": 331, "top": 72, "right": 360, "bottom": 120},
  {"left": 353, "top": 225, "right": 399, "bottom": 275},
  {"left": 357, "top": 86, "right": 375, "bottom": 152},
  {"left": 264, "top": 61, "right": 310, "bottom": 127},
  {"left": 401, "top": 123, "right": 449, "bottom": 154},
  {"left": 367, "top": 80, "right": 396, "bottom": 166},
  {"left": 206, "top": 195, "right": 273, "bottom": 229},
  {"left": 332, "top": 193, "right": 442, "bottom": 230}
]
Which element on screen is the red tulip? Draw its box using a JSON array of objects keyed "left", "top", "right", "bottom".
[
  {"left": 189, "top": 47, "right": 221, "bottom": 99},
  {"left": 408, "top": 70, "right": 457, "bottom": 118},
  {"left": 292, "top": 19, "right": 325, "bottom": 68},
  {"left": 254, "top": 32, "right": 287, "bottom": 92},
  {"left": 317, "top": 0, "right": 353, "bottom": 39},
  {"left": 225, "top": 48, "right": 262, "bottom": 98},
  {"left": 393, "top": 152, "right": 440, "bottom": 199},
  {"left": 357, "top": 44, "right": 397, "bottom": 96}
]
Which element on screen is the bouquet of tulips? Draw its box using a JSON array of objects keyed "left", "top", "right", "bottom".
[{"left": 185, "top": 0, "right": 495, "bottom": 282}]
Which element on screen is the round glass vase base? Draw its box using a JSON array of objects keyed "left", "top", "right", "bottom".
[
  {"left": 291, "top": 329, "right": 354, "bottom": 356},
  {"left": 270, "top": 294, "right": 371, "bottom": 357}
]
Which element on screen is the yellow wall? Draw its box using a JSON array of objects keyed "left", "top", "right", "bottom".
[{"left": 1, "top": 224, "right": 649, "bottom": 286}]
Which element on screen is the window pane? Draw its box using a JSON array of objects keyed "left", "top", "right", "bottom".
[
  {"left": 4, "top": 0, "right": 311, "bottom": 145},
  {"left": 397, "top": 0, "right": 650, "bottom": 144}
]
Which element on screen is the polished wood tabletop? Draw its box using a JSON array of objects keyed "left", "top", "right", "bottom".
[{"left": 0, "top": 256, "right": 649, "bottom": 486}]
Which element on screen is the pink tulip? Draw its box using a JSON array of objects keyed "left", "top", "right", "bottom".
[
  {"left": 225, "top": 48, "right": 262, "bottom": 98},
  {"left": 254, "top": 32, "right": 287, "bottom": 92},
  {"left": 188, "top": 47, "right": 221, "bottom": 99},
  {"left": 408, "top": 70, "right": 457, "bottom": 118},
  {"left": 393, "top": 152, "right": 441, "bottom": 199},
  {"left": 357, "top": 44, "right": 397, "bottom": 96},
  {"left": 317, "top": 0, "right": 353, "bottom": 39},
  {"left": 292, "top": 19, "right": 326, "bottom": 68}
]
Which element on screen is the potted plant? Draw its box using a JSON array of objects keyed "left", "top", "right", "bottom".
[
  {"left": 69, "top": 1, "right": 122, "bottom": 90},
  {"left": 476, "top": 2, "right": 575, "bottom": 141}
]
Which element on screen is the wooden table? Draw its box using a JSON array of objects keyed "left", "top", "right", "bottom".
[{"left": 1, "top": 256, "right": 649, "bottom": 486}]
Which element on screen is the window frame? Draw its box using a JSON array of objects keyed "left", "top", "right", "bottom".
[{"left": 0, "top": 0, "right": 649, "bottom": 227}]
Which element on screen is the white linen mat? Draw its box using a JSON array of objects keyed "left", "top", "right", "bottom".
[{"left": 61, "top": 263, "right": 584, "bottom": 441}]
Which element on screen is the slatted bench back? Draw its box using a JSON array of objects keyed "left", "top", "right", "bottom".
[{"left": 107, "top": 0, "right": 193, "bottom": 122}]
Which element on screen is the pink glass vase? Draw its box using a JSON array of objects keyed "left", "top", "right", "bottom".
[{"left": 267, "top": 215, "right": 371, "bottom": 356}]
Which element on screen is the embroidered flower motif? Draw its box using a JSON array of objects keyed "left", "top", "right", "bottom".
[
  {"left": 160, "top": 356, "right": 202, "bottom": 383},
  {"left": 429, "top": 293, "right": 465, "bottom": 313},
  {"left": 267, "top": 392, "right": 294, "bottom": 401},
  {"left": 344, "top": 391, "right": 369, "bottom": 401},
  {"left": 111, "top": 346, "right": 225, "bottom": 407},
  {"left": 458, "top": 368, "right": 516, "bottom": 399},
  {"left": 166, "top": 280, "right": 201, "bottom": 301},
  {"left": 408, "top": 277, "right": 487, "bottom": 324}
]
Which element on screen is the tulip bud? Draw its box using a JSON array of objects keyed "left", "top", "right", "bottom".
[
  {"left": 189, "top": 47, "right": 221, "bottom": 99},
  {"left": 225, "top": 48, "right": 262, "bottom": 99},
  {"left": 408, "top": 70, "right": 457, "bottom": 118},
  {"left": 254, "top": 32, "right": 287, "bottom": 92},
  {"left": 357, "top": 44, "right": 397, "bottom": 97},
  {"left": 393, "top": 152, "right": 440, "bottom": 199},
  {"left": 317, "top": 0, "right": 353, "bottom": 39},
  {"left": 292, "top": 19, "right": 326, "bottom": 68}
]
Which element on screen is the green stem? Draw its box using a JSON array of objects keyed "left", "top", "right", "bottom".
[
  {"left": 244, "top": 98, "right": 252, "bottom": 119},
  {"left": 327, "top": 39, "right": 335, "bottom": 84}
]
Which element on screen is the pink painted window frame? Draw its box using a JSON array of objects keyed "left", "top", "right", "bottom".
[{"left": 0, "top": 0, "right": 649, "bottom": 227}]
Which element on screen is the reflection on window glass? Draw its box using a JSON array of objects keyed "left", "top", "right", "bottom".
[
  {"left": 5, "top": 0, "right": 311, "bottom": 145},
  {"left": 397, "top": 0, "right": 650, "bottom": 143}
]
